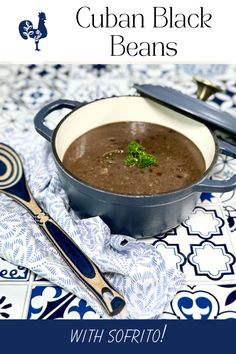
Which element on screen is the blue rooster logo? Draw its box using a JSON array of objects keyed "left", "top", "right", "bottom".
[{"left": 19, "top": 12, "right": 47, "bottom": 51}]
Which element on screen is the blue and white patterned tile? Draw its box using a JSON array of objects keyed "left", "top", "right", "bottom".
[
  {"left": 67, "top": 81, "right": 129, "bottom": 102},
  {"left": 153, "top": 204, "right": 236, "bottom": 284},
  {"left": 30, "top": 64, "right": 71, "bottom": 82},
  {"left": 177, "top": 64, "right": 229, "bottom": 80},
  {"left": 10, "top": 80, "right": 62, "bottom": 110},
  {"left": 223, "top": 204, "right": 236, "bottom": 234},
  {"left": 126, "top": 64, "right": 178, "bottom": 87},
  {"left": 222, "top": 205, "right": 236, "bottom": 260},
  {"left": 219, "top": 189, "right": 236, "bottom": 204},
  {"left": 213, "top": 154, "right": 236, "bottom": 181},
  {"left": 188, "top": 241, "right": 235, "bottom": 281},
  {"left": 183, "top": 206, "right": 225, "bottom": 240},
  {"left": 152, "top": 240, "right": 187, "bottom": 272},
  {"left": 0, "top": 67, "right": 16, "bottom": 106},
  {"left": 12, "top": 64, "right": 70, "bottom": 92},
  {"left": 0, "top": 284, "right": 29, "bottom": 319},
  {"left": 0, "top": 257, "right": 30, "bottom": 281},
  {"left": 0, "top": 109, "right": 33, "bottom": 137},
  {"left": 65, "top": 74, "right": 133, "bottom": 102},
  {"left": 70, "top": 64, "right": 130, "bottom": 81},
  {"left": 28, "top": 285, "right": 100, "bottom": 319},
  {"left": 160, "top": 284, "right": 236, "bottom": 320},
  {"left": 217, "top": 190, "right": 236, "bottom": 252},
  {"left": 219, "top": 190, "right": 236, "bottom": 231},
  {"left": 198, "top": 192, "right": 220, "bottom": 205}
]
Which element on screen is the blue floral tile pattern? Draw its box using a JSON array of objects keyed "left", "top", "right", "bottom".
[
  {"left": 153, "top": 240, "right": 186, "bottom": 271},
  {"left": 224, "top": 205, "right": 236, "bottom": 233},
  {"left": 0, "top": 295, "right": 12, "bottom": 319},
  {"left": 200, "top": 192, "right": 216, "bottom": 203},
  {"left": 161, "top": 284, "right": 236, "bottom": 320},
  {"left": 12, "top": 83, "right": 59, "bottom": 109},
  {"left": 0, "top": 284, "right": 28, "bottom": 319},
  {"left": 152, "top": 204, "right": 236, "bottom": 284},
  {"left": 0, "top": 258, "right": 30, "bottom": 281},
  {"left": 28, "top": 285, "right": 99, "bottom": 319},
  {"left": 171, "top": 290, "right": 220, "bottom": 319},
  {"left": 1, "top": 64, "right": 236, "bottom": 319},
  {"left": 183, "top": 206, "right": 224, "bottom": 239},
  {"left": 188, "top": 241, "right": 235, "bottom": 280}
]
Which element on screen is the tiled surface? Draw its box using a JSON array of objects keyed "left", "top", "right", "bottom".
[
  {"left": 0, "top": 283, "right": 29, "bottom": 319},
  {"left": 153, "top": 202, "right": 236, "bottom": 284},
  {"left": 1, "top": 64, "right": 236, "bottom": 319},
  {"left": 160, "top": 283, "right": 236, "bottom": 319},
  {"left": 28, "top": 284, "right": 100, "bottom": 319}
]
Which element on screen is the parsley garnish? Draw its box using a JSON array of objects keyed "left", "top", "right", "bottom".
[{"left": 124, "top": 140, "right": 157, "bottom": 168}]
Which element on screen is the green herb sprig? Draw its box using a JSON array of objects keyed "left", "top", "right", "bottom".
[{"left": 124, "top": 140, "right": 157, "bottom": 168}]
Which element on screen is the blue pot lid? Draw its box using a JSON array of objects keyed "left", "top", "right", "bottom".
[{"left": 134, "top": 84, "right": 236, "bottom": 135}]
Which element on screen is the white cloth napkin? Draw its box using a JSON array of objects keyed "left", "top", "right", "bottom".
[{"left": 0, "top": 132, "right": 184, "bottom": 319}]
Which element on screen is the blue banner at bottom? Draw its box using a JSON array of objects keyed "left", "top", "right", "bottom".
[{"left": 0, "top": 320, "right": 235, "bottom": 354}]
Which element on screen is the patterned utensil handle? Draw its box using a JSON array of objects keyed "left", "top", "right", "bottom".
[
  {"left": 33, "top": 212, "right": 125, "bottom": 316},
  {"left": 0, "top": 143, "right": 125, "bottom": 316}
]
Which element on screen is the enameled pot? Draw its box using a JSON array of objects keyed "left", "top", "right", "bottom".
[{"left": 34, "top": 96, "right": 236, "bottom": 238}]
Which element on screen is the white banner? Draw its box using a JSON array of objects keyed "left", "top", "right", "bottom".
[{"left": 0, "top": 0, "right": 234, "bottom": 63}]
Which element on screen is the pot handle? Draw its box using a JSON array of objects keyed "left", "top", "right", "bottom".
[
  {"left": 193, "top": 140, "right": 236, "bottom": 192},
  {"left": 34, "top": 99, "right": 85, "bottom": 142}
]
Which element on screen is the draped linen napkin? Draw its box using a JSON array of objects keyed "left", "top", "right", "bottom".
[{"left": 0, "top": 132, "right": 184, "bottom": 319}]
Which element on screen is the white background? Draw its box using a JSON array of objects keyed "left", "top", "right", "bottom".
[{"left": 0, "top": 0, "right": 235, "bottom": 63}]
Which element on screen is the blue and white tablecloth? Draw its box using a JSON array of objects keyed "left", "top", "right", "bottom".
[{"left": 0, "top": 64, "right": 236, "bottom": 320}]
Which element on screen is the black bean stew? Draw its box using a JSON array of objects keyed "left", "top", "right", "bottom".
[{"left": 63, "top": 122, "right": 206, "bottom": 195}]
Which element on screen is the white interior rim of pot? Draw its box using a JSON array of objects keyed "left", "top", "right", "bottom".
[{"left": 54, "top": 96, "right": 217, "bottom": 171}]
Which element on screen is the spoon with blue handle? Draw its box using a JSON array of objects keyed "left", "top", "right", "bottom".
[{"left": 0, "top": 143, "right": 125, "bottom": 316}]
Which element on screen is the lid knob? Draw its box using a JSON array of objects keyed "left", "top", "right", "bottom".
[{"left": 193, "top": 77, "right": 224, "bottom": 101}]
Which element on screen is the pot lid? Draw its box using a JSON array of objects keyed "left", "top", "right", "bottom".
[{"left": 134, "top": 83, "right": 236, "bottom": 135}]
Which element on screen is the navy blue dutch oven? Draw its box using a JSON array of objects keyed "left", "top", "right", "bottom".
[{"left": 34, "top": 84, "right": 236, "bottom": 238}]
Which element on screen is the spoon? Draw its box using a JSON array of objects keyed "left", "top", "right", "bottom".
[{"left": 0, "top": 142, "right": 125, "bottom": 316}]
